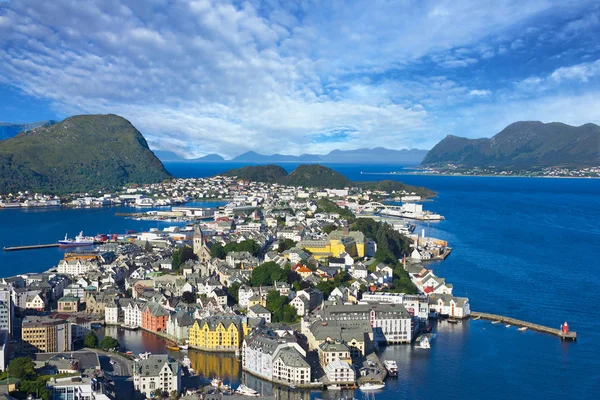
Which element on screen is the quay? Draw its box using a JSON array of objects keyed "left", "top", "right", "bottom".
[
  {"left": 470, "top": 312, "right": 577, "bottom": 341},
  {"left": 3, "top": 243, "right": 60, "bottom": 252}
]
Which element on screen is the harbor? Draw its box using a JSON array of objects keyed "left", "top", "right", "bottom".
[{"left": 3, "top": 243, "right": 60, "bottom": 251}]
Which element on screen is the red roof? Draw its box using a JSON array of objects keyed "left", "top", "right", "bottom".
[{"left": 423, "top": 286, "right": 434, "bottom": 294}]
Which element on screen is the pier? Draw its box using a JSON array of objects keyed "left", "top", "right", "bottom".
[
  {"left": 3, "top": 243, "right": 60, "bottom": 252},
  {"left": 470, "top": 312, "right": 577, "bottom": 341}
]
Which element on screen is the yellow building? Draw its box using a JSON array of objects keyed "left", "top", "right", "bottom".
[
  {"left": 188, "top": 316, "right": 248, "bottom": 352},
  {"left": 299, "top": 230, "right": 365, "bottom": 260}
]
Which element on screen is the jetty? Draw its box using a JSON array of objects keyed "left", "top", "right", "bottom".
[
  {"left": 470, "top": 312, "right": 577, "bottom": 341},
  {"left": 3, "top": 243, "right": 60, "bottom": 252}
]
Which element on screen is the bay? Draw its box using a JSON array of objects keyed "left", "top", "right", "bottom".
[{"left": 1, "top": 161, "right": 598, "bottom": 399}]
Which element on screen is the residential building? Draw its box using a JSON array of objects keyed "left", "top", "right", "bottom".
[
  {"left": 298, "top": 230, "right": 365, "bottom": 260},
  {"left": 429, "top": 294, "right": 471, "bottom": 318},
  {"left": 324, "top": 358, "right": 355, "bottom": 384},
  {"left": 133, "top": 355, "right": 181, "bottom": 398},
  {"left": 247, "top": 305, "right": 272, "bottom": 323},
  {"left": 166, "top": 311, "right": 195, "bottom": 342}
]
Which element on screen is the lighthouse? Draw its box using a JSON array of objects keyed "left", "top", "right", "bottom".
[{"left": 562, "top": 321, "right": 569, "bottom": 334}]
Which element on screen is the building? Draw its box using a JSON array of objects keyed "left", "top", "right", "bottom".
[
  {"left": 22, "top": 316, "right": 72, "bottom": 353},
  {"left": 57, "top": 259, "right": 97, "bottom": 276},
  {"left": 242, "top": 330, "right": 310, "bottom": 386},
  {"left": 166, "top": 311, "right": 195, "bottom": 342},
  {"left": 133, "top": 355, "right": 181, "bottom": 398},
  {"left": 319, "top": 303, "right": 413, "bottom": 344},
  {"left": 318, "top": 341, "right": 352, "bottom": 366},
  {"left": 305, "top": 319, "right": 373, "bottom": 359},
  {"left": 247, "top": 305, "right": 272, "bottom": 323},
  {"left": 124, "top": 300, "right": 144, "bottom": 328},
  {"left": 298, "top": 230, "right": 365, "bottom": 260},
  {"left": 0, "top": 300, "right": 11, "bottom": 334},
  {"left": 57, "top": 296, "right": 79, "bottom": 312},
  {"left": 188, "top": 315, "right": 247, "bottom": 352},
  {"left": 324, "top": 358, "right": 355, "bottom": 384},
  {"left": 0, "top": 330, "right": 8, "bottom": 371},
  {"left": 360, "top": 292, "right": 429, "bottom": 320},
  {"left": 47, "top": 375, "right": 115, "bottom": 400},
  {"left": 429, "top": 294, "right": 471, "bottom": 318},
  {"left": 141, "top": 302, "right": 169, "bottom": 333},
  {"left": 25, "top": 293, "right": 46, "bottom": 312}
]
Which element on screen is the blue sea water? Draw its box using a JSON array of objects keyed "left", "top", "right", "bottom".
[{"left": 0, "top": 162, "right": 598, "bottom": 399}]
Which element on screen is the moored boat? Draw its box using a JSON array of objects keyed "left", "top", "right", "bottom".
[
  {"left": 179, "top": 344, "right": 189, "bottom": 350},
  {"left": 518, "top": 327, "right": 528, "bottom": 331},
  {"left": 235, "top": 384, "right": 260, "bottom": 397},
  {"left": 166, "top": 341, "right": 179, "bottom": 351},
  {"left": 359, "top": 383, "right": 385, "bottom": 391},
  {"left": 492, "top": 320, "right": 501, "bottom": 324},
  {"left": 505, "top": 324, "right": 511, "bottom": 328},
  {"left": 383, "top": 360, "right": 398, "bottom": 376},
  {"left": 59, "top": 231, "right": 95, "bottom": 247}
]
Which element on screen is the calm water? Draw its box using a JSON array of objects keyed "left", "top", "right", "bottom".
[{"left": 1, "top": 162, "right": 598, "bottom": 399}]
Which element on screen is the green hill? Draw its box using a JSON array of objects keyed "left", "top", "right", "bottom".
[
  {"left": 222, "top": 165, "right": 288, "bottom": 183},
  {"left": 222, "top": 164, "right": 435, "bottom": 196},
  {"left": 422, "top": 121, "right": 600, "bottom": 169},
  {"left": 0, "top": 114, "right": 171, "bottom": 194}
]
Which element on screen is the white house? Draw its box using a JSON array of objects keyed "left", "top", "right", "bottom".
[
  {"left": 133, "top": 355, "right": 181, "bottom": 398},
  {"left": 324, "top": 359, "right": 355, "bottom": 384}
]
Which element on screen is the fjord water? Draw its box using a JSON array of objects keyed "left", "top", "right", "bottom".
[{"left": 0, "top": 162, "right": 598, "bottom": 398}]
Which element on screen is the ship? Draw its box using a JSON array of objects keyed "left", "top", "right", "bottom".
[
  {"left": 383, "top": 360, "right": 398, "bottom": 376},
  {"left": 59, "top": 232, "right": 95, "bottom": 247},
  {"left": 235, "top": 384, "right": 260, "bottom": 397},
  {"left": 359, "top": 383, "right": 385, "bottom": 391}
]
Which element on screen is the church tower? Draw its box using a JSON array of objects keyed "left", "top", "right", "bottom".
[{"left": 193, "top": 225, "right": 203, "bottom": 257}]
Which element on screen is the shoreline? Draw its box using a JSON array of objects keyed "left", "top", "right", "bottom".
[{"left": 361, "top": 171, "right": 600, "bottom": 179}]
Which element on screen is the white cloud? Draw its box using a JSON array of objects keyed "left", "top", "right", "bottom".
[
  {"left": 0, "top": 0, "right": 598, "bottom": 156},
  {"left": 469, "top": 89, "right": 491, "bottom": 96},
  {"left": 550, "top": 60, "right": 600, "bottom": 82}
]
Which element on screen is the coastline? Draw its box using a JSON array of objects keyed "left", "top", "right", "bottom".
[{"left": 361, "top": 171, "right": 600, "bottom": 179}]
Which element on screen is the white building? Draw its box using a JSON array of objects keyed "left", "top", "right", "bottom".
[
  {"left": 124, "top": 301, "right": 144, "bottom": 328},
  {"left": 57, "top": 260, "right": 97, "bottom": 276},
  {"left": 133, "top": 355, "right": 181, "bottom": 398},
  {"left": 104, "top": 300, "right": 120, "bottom": 325},
  {"left": 324, "top": 359, "right": 355, "bottom": 384},
  {"left": 429, "top": 294, "right": 471, "bottom": 318}
]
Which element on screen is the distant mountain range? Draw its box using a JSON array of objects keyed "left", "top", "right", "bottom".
[
  {"left": 0, "top": 114, "right": 170, "bottom": 194},
  {"left": 0, "top": 120, "right": 57, "bottom": 140},
  {"left": 422, "top": 121, "right": 600, "bottom": 169},
  {"left": 154, "top": 148, "right": 428, "bottom": 164}
]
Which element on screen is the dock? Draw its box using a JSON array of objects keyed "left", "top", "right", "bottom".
[
  {"left": 470, "top": 312, "right": 577, "bottom": 341},
  {"left": 3, "top": 243, "right": 60, "bottom": 252}
]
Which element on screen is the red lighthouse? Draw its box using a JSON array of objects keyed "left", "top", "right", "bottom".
[{"left": 562, "top": 321, "right": 569, "bottom": 334}]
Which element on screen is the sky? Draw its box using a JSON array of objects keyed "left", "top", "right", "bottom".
[{"left": 1, "top": 0, "right": 600, "bottom": 158}]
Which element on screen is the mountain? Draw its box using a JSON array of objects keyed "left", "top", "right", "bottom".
[
  {"left": 222, "top": 164, "right": 434, "bottom": 196},
  {"left": 422, "top": 121, "right": 600, "bottom": 169},
  {"left": 193, "top": 153, "right": 225, "bottom": 162},
  {"left": 152, "top": 150, "right": 186, "bottom": 162},
  {"left": 0, "top": 120, "right": 57, "bottom": 140},
  {"left": 0, "top": 114, "right": 171, "bottom": 194},
  {"left": 155, "top": 148, "right": 428, "bottom": 164}
]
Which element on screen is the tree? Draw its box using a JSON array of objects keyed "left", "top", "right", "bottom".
[
  {"left": 99, "top": 336, "right": 120, "bottom": 350},
  {"left": 8, "top": 357, "right": 36, "bottom": 379},
  {"left": 227, "top": 282, "right": 241, "bottom": 303},
  {"left": 322, "top": 224, "right": 337, "bottom": 234},
  {"left": 277, "top": 239, "right": 296, "bottom": 253},
  {"left": 181, "top": 291, "right": 197, "bottom": 304},
  {"left": 250, "top": 262, "right": 288, "bottom": 286},
  {"left": 172, "top": 246, "right": 198, "bottom": 270},
  {"left": 144, "top": 240, "right": 153, "bottom": 253},
  {"left": 84, "top": 331, "right": 98, "bottom": 348},
  {"left": 266, "top": 291, "right": 297, "bottom": 323}
]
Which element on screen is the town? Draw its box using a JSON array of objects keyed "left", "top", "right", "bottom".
[{"left": 0, "top": 175, "right": 468, "bottom": 400}]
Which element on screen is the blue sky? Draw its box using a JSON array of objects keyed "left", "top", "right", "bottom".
[{"left": 1, "top": 0, "right": 599, "bottom": 158}]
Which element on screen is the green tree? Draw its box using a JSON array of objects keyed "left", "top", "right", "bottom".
[
  {"left": 181, "top": 291, "right": 197, "bottom": 304},
  {"left": 144, "top": 240, "right": 153, "bottom": 253},
  {"left": 227, "top": 282, "right": 241, "bottom": 303},
  {"left": 8, "top": 357, "right": 36, "bottom": 379},
  {"left": 322, "top": 224, "right": 337, "bottom": 234},
  {"left": 250, "top": 262, "right": 288, "bottom": 286},
  {"left": 99, "top": 336, "right": 120, "bottom": 350},
  {"left": 277, "top": 239, "right": 296, "bottom": 253},
  {"left": 172, "top": 246, "right": 198, "bottom": 270},
  {"left": 83, "top": 331, "right": 98, "bottom": 348},
  {"left": 266, "top": 291, "right": 297, "bottom": 323}
]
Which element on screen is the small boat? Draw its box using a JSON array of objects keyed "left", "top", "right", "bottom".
[
  {"left": 235, "top": 384, "right": 260, "bottom": 397},
  {"left": 505, "top": 324, "right": 511, "bottom": 328},
  {"left": 473, "top": 316, "right": 481, "bottom": 320},
  {"left": 359, "top": 383, "right": 385, "bottom": 391},
  {"left": 492, "top": 320, "right": 501, "bottom": 324},
  {"left": 416, "top": 336, "right": 431, "bottom": 349},
  {"left": 518, "top": 327, "right": 528, "bottom": 331},
  {"left": 179, "top": 344, "right": 189, "bottom": 350},
  {"left": 383, "top": 360, "right": 398, "bottom": 376},
  {"left": 166, "top": 341, "right": 179, "bottom": 351},
  {"left": 447, "top": 318, "right": 458, "bottom": 324},
  {"left": 289, "top": 385, "right": 296, "bottom": 389}
]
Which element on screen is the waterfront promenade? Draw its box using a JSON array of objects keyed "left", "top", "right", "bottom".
[{"left": 470, "top": 312, "right": 577, "bottom": 341}]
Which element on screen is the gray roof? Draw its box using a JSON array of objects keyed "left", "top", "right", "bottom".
[
  {"left": 274, "top": 347, "right": 309, "bottom": 368},
  {"left": 136, "top": 355, "right": 179, "bottom": 377}
]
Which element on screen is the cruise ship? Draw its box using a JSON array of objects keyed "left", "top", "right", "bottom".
[{"left": 58, "top": 232, "right": 95, "bottom": 247}]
